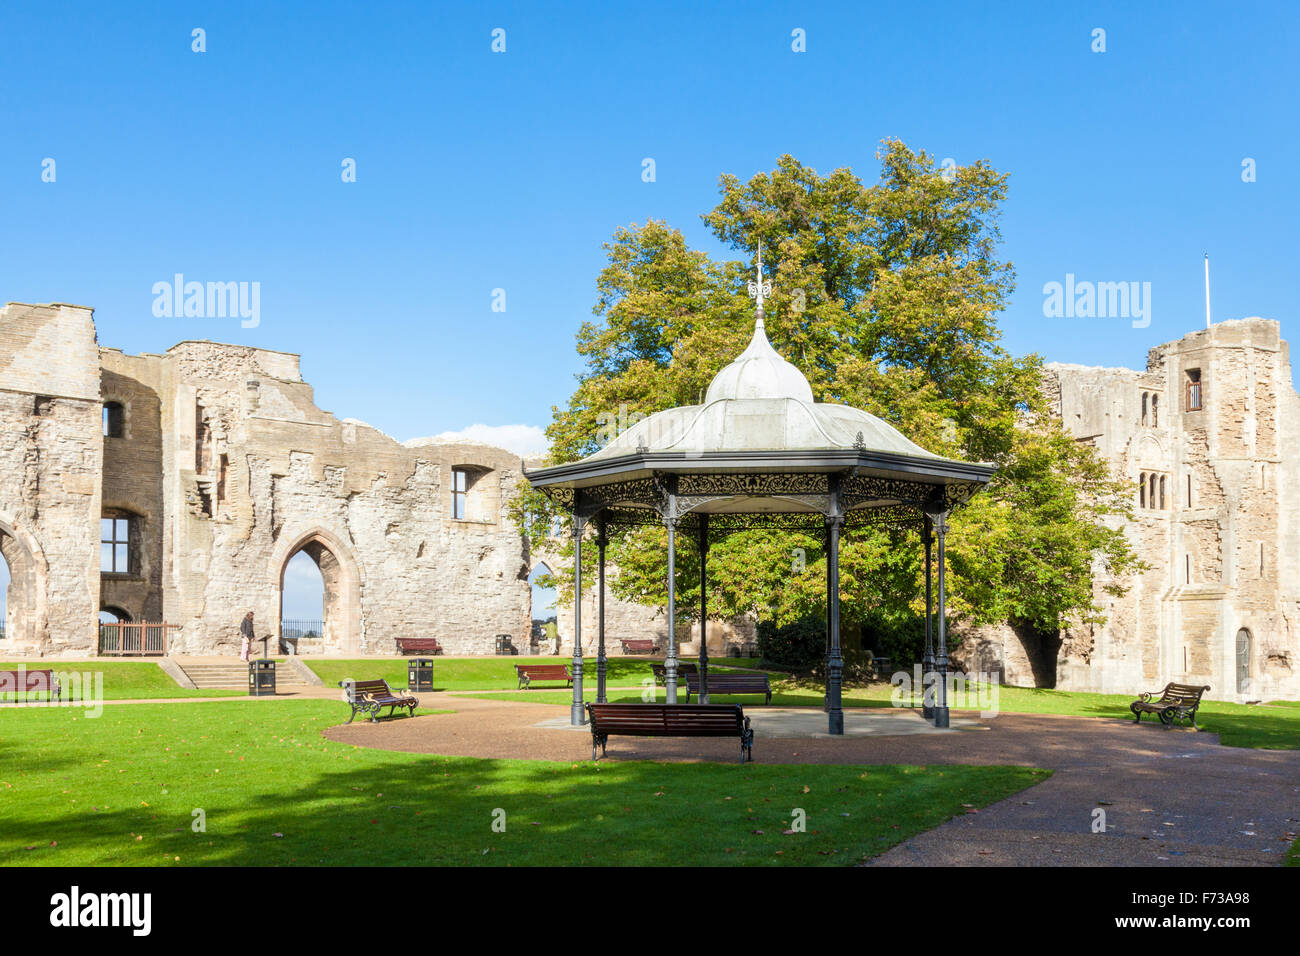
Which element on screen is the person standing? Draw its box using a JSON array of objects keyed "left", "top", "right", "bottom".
[{"left": 240, "top": 612, "right": 255, "bottom": 662}]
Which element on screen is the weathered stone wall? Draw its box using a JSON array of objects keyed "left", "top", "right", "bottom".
[
  {"left": 1022, "top": 318, "right": 1300, "bottom": 700},
  {"left": 152, "top": 342, "right": 533, "bottom": 656},
  {"left": 0, "top": 303, "right": 102, "bottom": 656}
]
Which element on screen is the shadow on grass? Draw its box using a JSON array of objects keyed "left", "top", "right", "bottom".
[{"left": 0, "top": 700, "right": 1048, "bottom": 867}]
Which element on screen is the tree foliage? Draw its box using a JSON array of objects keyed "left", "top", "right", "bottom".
[{"left": 509, "top": 142, "right": 1143, "bottom": 643}]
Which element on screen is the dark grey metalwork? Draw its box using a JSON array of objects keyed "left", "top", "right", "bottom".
[
  {"left": 526, "top": 404, "right": 994, "bottom": 737},
  {"left": 664, "top": 504, "right": 679, "bottom": 704},
  {"left": 922, "top": 515, "right": 935, "bottom": 720},
  {"left": 571, "top": 514, "right": 586, "bottom": 725},
  {"left": 825, "top": 475, "right": 845, "bottom": 734},
  {"left": 697, "top": 514, "right": 710, "bottom": 705},
  {"left": 930, "top": 510, "right": 951, "bottom": 728},
  {"left": 596, "top": 513, "right": 608, "bottom": 704}
]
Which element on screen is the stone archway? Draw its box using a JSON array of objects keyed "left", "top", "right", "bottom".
[
  {"left": 528, "top": 561, "right": 559, "bottom": 653},
  {"left": 1235, "top": 628, "right": 1253, "bottom": 696},
  {"left": 0, "top": 516, "right": 49, "bottom": 651},
  {"left": 270, "top": 526, "right": 363, "bottom": 655}
]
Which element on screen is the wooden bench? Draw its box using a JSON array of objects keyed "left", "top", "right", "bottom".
[
  {"left": 684, "top": 672, "right": 772, "bottom": 704},
  {"left": 515, "top": 664, "right": 572, "bottom": 690},
  {"left": 620, "top": 639, "right": 660, "bottom": 655},
  {"left": 586, "top": 702, "right": 753, "bottom": 763},
  {"left": 1130, "top": 682, "right": 1211, "bottom": 729},
  {"left": 0, "top": 668, "right": 61, "bottom": 702},
  {"left": 650, "top": 661, "right": 698, "bottom": 685},
  {"left": 395, "top": 637, "right": 443, "bottom": 656},
  {"left": 339, "top": 679, "right": 418, "bottom": 723}
]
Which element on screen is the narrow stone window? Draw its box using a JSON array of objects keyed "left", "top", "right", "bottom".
[
  {"left": 1185, "top": 554, "right": 1191, "bottom": 584},
  {"left": 1185, "top": 368, "right": 1203, "bottom": 411},
  {"left": 1140, "top": 392, "right": 1149, "bottom": 425},
  {"left": 216, "top": 454, "right": 229, "bottom": 506},
  {"left": 100, "top": 513, "right": 137, "bottom": 575},
  {"left": 103, "top": 401, "right": 125, "bottom": 438},
  {"left": 1186, "top": 474, "right": 1193, "bottom": 507},
  {"left": 1139, "top": 472, "right": 1147, "bottom": 509},
  {"left": 1159, "top": 475, "right": 1166, "bottom": 510},
  {"left": 1151, "top": 394, "right": 1159, "bottom": 426},
  {"left": 451, "top": 467, "right": 469, "bottom": 520}
]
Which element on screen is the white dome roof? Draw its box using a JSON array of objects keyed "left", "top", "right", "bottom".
[
  {"left": 585, "top": 317, "right": 943, "bottom": 461},
  {"left": 704, "top": 319, "right": 814, "bottom": 403}
]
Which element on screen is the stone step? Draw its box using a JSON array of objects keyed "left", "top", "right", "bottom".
[{"left": 177, "top": 662, "right": 310, "bottom": 688}]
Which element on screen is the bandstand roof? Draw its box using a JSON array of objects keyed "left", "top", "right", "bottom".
[{"left": 525, "top": 252, "right": 995, "bottom": 531}]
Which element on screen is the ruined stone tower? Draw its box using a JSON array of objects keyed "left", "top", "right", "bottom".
[{"left": 963, "top": 318, "right": 1300, "bottom": 701}]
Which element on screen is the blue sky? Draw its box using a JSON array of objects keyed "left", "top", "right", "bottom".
[{"left": 2, "top": 0, "right": 1297, "bottom": 460}]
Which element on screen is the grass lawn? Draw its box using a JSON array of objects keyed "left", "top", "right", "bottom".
[
  {"left": 0, "top": 661, "right": 242, "bottom": 702},
  {"left": 0, "top": 699, "right": 1047, "bottom": 866},
  {"left": 1289, "top": 835, "right": 1300, "bottom": 867},
  {"left": 304, "top": 656, "right": 762, "bottom": 693}
]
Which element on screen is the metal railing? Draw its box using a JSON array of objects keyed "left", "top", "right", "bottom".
[
  {"left": 280, "top": 620, "right": 324, "bottom": 640},
  {"left": 98, "top": 621, "right": 174, "bottom": 656}
]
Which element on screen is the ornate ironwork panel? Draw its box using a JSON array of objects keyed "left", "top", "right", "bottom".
[
  {"left": 841, "top": 473, "right": 938, "bottom": 510},
  {"left": 677, "top": 473, "right": 829, "bottom": 498}
]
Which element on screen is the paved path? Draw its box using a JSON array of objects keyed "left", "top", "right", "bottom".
[{"left": 323, "top": 694, "right": 1300, "bottom": 866}]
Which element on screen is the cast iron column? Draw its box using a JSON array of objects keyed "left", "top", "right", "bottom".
[
  {"left": 596, "top": 513, "right": 608, "bottom": 704},
  {"left": 826, "top": 502, "right": 845, "bottom": 736},
  {"left": 697, "top": 514, "right": 709, "bottom": 704},
  {"left": 571, "top": 514, "right": 586, "bottom": 726},
  {"left": 823, "top": 521, "right": 831, "bottom": 713},
  {"left": 922, "top": 515, "right": 935, "bottom": 719},
  {"left": 934, "top": 510, "right": 950, "bottom": 728},
  {"left": 663, "top": 500, "right": 679, "bottom": 704}
]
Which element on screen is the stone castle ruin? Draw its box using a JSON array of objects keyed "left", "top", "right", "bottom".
[
  {"left": 1, "top": 301, "right": 541, "bottom": 657},
  {"left": 2, "top": 301, "right": 1297, "bottom": 700},
  {"left": 958, "top": 317, "right": 1300, "bottom": 702}
]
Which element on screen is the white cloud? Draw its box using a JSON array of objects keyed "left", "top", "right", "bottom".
[{"left": 405, "top": 424, "right": 548, "bottom": 458}]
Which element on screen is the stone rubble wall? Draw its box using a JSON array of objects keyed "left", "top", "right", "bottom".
[{"left": 0, "top": 303, "right": 102, "bottom": 657}]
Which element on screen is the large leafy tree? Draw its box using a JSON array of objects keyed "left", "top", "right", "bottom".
[{"left": 513, "top": 142, "right": 1142, "bottom": 660}]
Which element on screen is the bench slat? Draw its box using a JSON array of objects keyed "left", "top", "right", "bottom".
[{"left": 586, "top": 703, "right": 753, "bottom": 763}]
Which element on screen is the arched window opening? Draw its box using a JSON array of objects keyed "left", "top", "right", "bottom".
[
  {"left": 1235, "top": 629, "right": 1252, "bottom": 695},
  {"left": 280, "top": 549, "right": 326, "bottom": 646},
  {"left": 529, "top": 562, "right": 558, "bottom": 653},
  {"left": 0, "top": 546, "right": 8, "bottom": 641}
]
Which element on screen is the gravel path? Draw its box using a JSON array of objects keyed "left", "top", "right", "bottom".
[{"left": 323, "top": 692, "right": 1300, "bottom": 866}]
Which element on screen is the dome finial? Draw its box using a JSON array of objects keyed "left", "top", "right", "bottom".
[{"left": 746, "top": 241, "right": 773, "bottom": 322}]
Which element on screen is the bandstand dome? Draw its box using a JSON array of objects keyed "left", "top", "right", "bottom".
[{"left": 585, "top": 316, "right": 949, "bottom": 462}]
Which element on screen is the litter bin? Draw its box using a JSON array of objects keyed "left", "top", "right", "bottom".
[
  {"left": 872, "top": 655, "right": 892, "bottom": 679},
  {"left": 495, "top": 634, "right": 515, "bottom": 656},
  {"left": 408, "top": 657, "right": 434, "bottom": 691},
  {"left": 249, "top": 659, "right": 276, "bottom": 696}
]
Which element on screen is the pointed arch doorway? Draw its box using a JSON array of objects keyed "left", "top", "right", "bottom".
[{"left": 272, "top": 528, "right": 363, "bottom": 655}]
